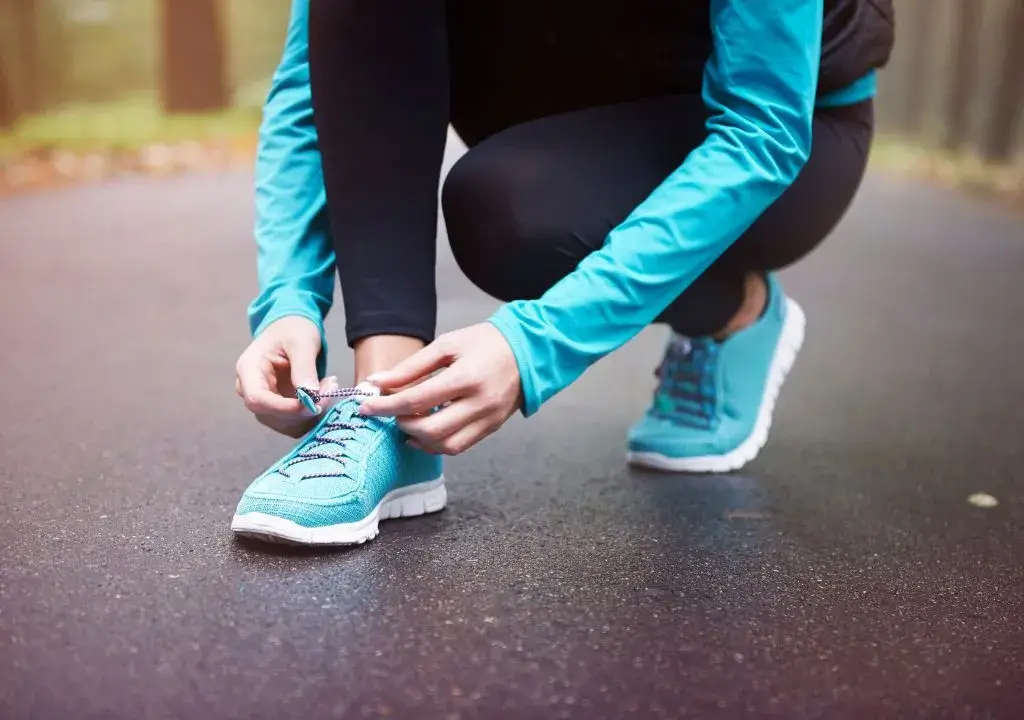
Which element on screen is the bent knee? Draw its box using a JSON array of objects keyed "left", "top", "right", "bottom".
[{"left": 442, "top": 147, "right": 584, "bottom": 302}]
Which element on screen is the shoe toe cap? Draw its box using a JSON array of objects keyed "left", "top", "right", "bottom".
[
  {"left": 235, "top": 488, "right": 367, "bottom": 528},
  {"left": 627, "top": 415, "right": 732, "bottom": 457}
]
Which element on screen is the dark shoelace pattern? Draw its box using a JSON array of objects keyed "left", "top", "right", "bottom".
[
  {"left": 296, "top": 386, "right": 366, "bottom": 408},
  {"left": 652, "top": 338, "right": 720, "bottom": 429},
  {"left": 278, "top": 386, "right": 370, "bottom": 482}
]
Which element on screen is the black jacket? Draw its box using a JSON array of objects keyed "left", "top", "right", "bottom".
[{"left": 820, "top": 0, "right": 895, "bottom": 93}]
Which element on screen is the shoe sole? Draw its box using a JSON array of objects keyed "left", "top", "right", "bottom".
[
  {"left": 627, "top": 299, "right": 806, "bottom": 474},
  {"left": 230, "top": 476, "right": 447, "bottom": 546}
]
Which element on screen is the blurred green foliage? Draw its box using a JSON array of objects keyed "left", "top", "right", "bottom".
[{"left": 0, "top": 95, "right": 261, "bottom": 158}]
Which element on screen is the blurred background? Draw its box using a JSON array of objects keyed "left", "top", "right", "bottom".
[
  {"left": 1, "top": 3, "right": 1023, "bottom": 716},
  {"left": 0, "top": 0, "right": 291, "bottom": 186},
  {"left": 0, "top": 0, "right": 1021, "bottom": 201}
]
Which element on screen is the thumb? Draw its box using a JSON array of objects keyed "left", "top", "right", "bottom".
[
  {"left": 367, "top": 340, "right": 451, "bottom": 390},
  {"left": 284, "top": 336, "right": 320, "bottom": 394}
]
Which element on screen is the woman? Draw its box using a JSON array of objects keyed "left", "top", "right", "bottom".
[{"left": 231, "top": 0, "right": 894, "bottom": 545}]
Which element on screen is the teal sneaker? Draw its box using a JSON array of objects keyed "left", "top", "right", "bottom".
[
  {"left": 231, "top": 384, "right": 445, "bottom": 545},
  {"left": 627, "top": 275, "right": 805, "bottom": 473}
]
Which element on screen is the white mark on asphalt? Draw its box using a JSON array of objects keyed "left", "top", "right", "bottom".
[{"left": 967, "top": 493, "right": 998, "bottom": 508}]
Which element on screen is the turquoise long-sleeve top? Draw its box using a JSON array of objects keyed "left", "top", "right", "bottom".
[
  {"left": 248, "top": 0, "right": 335, "bottom": 376},
  {"left": 248, "top": 0, "right": 876, "bottom": 412}
]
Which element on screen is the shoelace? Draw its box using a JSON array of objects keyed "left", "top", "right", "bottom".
[
  {"left": 278, "top": 386, "right": 370, "bottom": 482},
  {"left": 295, "top": 385, "right": 366, "bottom": 415},
  {"left": 653, "top": 337, "right": 720, "bottom": 429}
]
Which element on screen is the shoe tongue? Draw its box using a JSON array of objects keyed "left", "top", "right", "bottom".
[
  {"left": 669, "top": 335, "right": 693, "bottom": 355},
  {"left": 667, "top": 334, "right": 721, "bottom": 363}
]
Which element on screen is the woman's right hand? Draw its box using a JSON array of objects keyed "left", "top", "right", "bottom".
[{"left": 235, "top": 316, "right": 331, "bottom": 438}]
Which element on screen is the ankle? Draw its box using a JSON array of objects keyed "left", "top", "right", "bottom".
[
  {"left": 353, "top": 335, "right": 426, "bottom": 384},
  {"left": 713, "top": 273, "right": 768, "bottom": 341}
]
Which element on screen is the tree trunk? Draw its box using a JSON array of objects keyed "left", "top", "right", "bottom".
[
  {"left": 0, "top": 55, "right": 15, "bottom": 130},
  {"left": 160, "top": 0, "right": 228, "bottom": 113},
  {"left": 898, "top": 0, "right": 938, "bottom": 136},
  {"left": 981, "top": 0, "right": 1024, "bottom": 163},
  {"left": 12, "top": 0, "right": 40, "bottom": 114},
  {"left": 942, "top": 0, "right": 983, "bottom": 152}
]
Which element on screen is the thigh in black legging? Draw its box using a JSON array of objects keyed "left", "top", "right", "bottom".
[{"left": 444, "top": 97, "right": 874, "bottom": 337}]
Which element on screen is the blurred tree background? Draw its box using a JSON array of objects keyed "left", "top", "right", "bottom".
[
  {"left": 0, "top": 0, "right": 290, "bottom": 160},
  {"left": 877, "top": 0, "right": 1023, "bottom": 165},
  {"left": 0, "top": 0, "right": 1021, "bottom": 192}
]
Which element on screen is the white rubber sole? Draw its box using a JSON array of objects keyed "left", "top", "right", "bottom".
[
  {"left": 627, "top": 299, "right": 806, "bottom": 474},
  {"left": 230, "top": 476, "right": 447, "bottom": 546}
]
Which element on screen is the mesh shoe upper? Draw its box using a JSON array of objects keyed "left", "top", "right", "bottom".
[{"left": 236, "top": 395, "right": 442, "bottom": 527}]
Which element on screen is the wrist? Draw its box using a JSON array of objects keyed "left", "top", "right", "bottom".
[{"left": 488, "top": 306, "right": 542, "bottom": 418}]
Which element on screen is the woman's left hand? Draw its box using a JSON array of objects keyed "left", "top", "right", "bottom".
[{"left": 358, "top": 323, "right": 523, "bottom": 455}]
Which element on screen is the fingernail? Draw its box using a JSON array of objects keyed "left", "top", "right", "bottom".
[{"left": 366, "top": 372, "right": 384, "bottom": 383}]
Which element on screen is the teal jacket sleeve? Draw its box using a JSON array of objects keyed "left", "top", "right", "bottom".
[
  {"left": 488, "top": 0, "right": 822, "bottom": 416},
  {"left": 247, "top": 0, "right": 335, "bottom": 378}
]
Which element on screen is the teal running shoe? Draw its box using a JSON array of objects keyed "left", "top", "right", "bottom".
[
  {"left": 627, "top": 275, "right": 805, "bottom": 473},
  {"left": 231, "top": 383, "right": 445, "bottom": 545}
]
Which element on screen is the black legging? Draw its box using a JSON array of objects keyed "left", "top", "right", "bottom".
[{"left": 307, "top": 0, "right": 874, "bottom": 345}]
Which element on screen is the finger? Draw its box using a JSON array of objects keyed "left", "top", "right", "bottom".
[
  {"left": 284, "top": 336, "right": 320, "bottom": 394},
  {"left": 434, "top": 416, "right": 497, "bottom": 456},
  {"left": 360, "top": 370, "right": 469, "bottom": 417},
  {"left": 255, "top": 413, "right": 316, "bottom": 439},
  {"left": 366, "top": 339, "right": 453, "bottom": 390},
  {"left": 398, "top": 400, "right": 482, "bottom": 446},
  {"left": 237, "top": 355, "right": 303, "bottom": 417},
  {"left": 406, "top": 437, "right": 440, "bottom": 455}
]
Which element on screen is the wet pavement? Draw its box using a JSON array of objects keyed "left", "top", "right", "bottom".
[{"left": 1, "top": 140, "right": 1023, "bottom": 718}]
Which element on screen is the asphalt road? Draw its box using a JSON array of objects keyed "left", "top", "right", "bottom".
[{"left": 2, "top": 139, "right": 1023, "bottom": 719}]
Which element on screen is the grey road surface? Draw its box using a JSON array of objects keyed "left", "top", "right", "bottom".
[{"left": 1, "top": 140, "right": 1023, "bottom": 718}]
